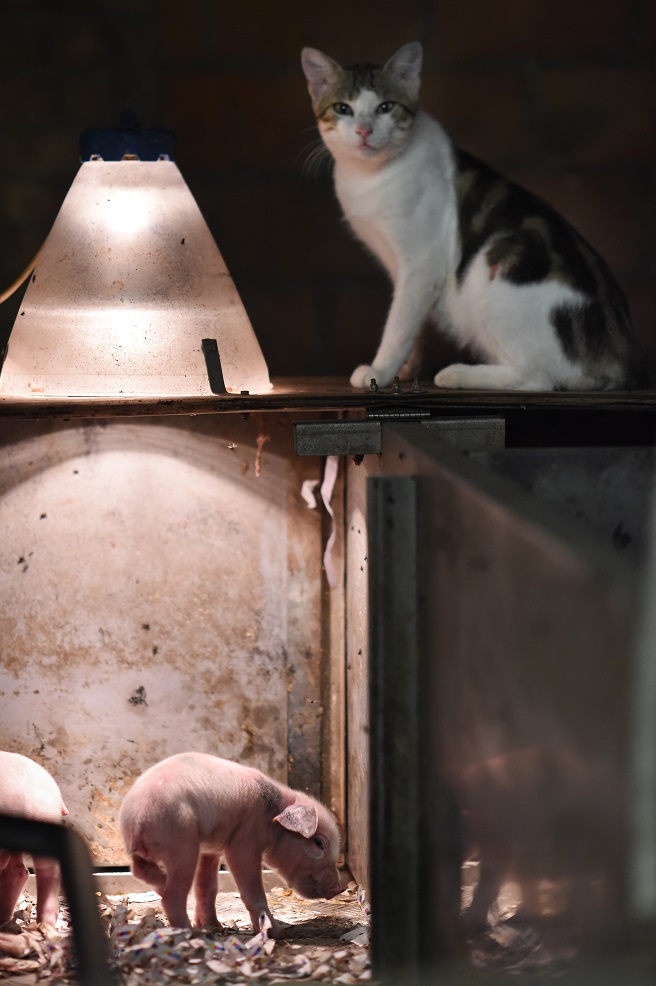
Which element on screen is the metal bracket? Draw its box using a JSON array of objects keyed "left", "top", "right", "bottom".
[
  {"left": 80, "top": 110, "right": 175, "bottom": 162},
  {"left": 293, "top": 420, "right": 381, "bottom": 456},
  {"left": 201, "top": 338, "right": 228, "bottom": 395},
  {"left": 293, "top": 416, "right": 505, "bottom": 456},
  {"left": 421, "top": 416, "right": 506, "bottom": 450}
]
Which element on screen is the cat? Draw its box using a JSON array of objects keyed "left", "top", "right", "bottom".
[{"left": 301, "top": 42, "right": 648, "bottom": 392}]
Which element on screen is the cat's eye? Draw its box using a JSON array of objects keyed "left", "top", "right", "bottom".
[
  {"left": 332, "top": 102, "right": 354, "bottom": 116},
  {"left": 376, "top": 101, "right": 396, "bottom": 114}
]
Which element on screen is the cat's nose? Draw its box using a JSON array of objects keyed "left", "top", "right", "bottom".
[{"left": 355, "top": 123, "right": 373, "bottom": 138}]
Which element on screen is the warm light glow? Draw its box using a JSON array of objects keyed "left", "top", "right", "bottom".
[
  {"left": 99, "top": 187, "right": 156, "bottom": 238},
  {"left": 0, "top": 160, "right": 272, "bottom": 398}
]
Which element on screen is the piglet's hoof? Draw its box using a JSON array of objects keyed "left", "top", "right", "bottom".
[
  {"left": 460, "top": 905, "right": 491, "bottom": 937},
  {"left": 0, "top": 931, "right": 33, "bottom": 957},
  {"left": 194, "top": 921, "right": 225, "bottom": 934},
  {"left": 265, "top": 918, "right": 287, "bottom": 941}
]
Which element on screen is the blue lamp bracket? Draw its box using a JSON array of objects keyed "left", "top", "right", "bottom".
[{"left": 79, "top": 110, "right": 175, "bottom": 162}]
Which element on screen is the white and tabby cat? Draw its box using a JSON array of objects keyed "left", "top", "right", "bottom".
[{"left": 301, "top": 42, "right": 647, "bottom": 391}]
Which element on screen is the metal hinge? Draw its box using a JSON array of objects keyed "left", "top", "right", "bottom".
[{"left": 367, "top": 410, "right": 431, "bottom": 421}]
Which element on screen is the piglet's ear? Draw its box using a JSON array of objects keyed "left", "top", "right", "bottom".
[
  {"left": 301, "top": 48, "right": 341, "bottom": 102},
  {"left": 274, "top": 803, "right": 319, "bottom": 838}
]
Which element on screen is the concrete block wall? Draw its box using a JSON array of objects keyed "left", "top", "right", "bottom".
[{"left": 0, "top": 0, "right": 654, "bottom": 380}]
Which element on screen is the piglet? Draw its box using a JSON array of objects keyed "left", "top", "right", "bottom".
[
  {"left": 459, "top": 744, "right": 622, "bottom": 940},
  {"left": 0, "top": 752, "right": 69, "bottom": 927},
  {"left": 119, "top": 752, "right": 343, "bottom": 937}
]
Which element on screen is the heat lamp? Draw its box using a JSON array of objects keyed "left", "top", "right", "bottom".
[{"left": 0, "top": 117, "right": 272, "bottom": 399}]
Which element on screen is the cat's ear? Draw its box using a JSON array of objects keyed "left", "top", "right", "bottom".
[
  {"left": 384, "top": 42, "right": 423, "bottom": 100},
  {"left": 301, "top": 47, "right": 342, "bottom": 103}
]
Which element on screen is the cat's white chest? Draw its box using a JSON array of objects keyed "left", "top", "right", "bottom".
[
  {"left": 333, "top": 169, "right": 401, "bottom": 275},
  {"left": 332, "top": 117, "right": 458, "bottom": 283}
]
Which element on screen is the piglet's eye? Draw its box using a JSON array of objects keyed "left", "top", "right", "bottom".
[
  {"left": 313, "top": 836, "right": 324, "bottom": 849},
  {"left": 376, "top": 101, "right": 395, "bottom": 114},
  {"left": 332, "top": 102, "right": 354, "bottom": 116}
]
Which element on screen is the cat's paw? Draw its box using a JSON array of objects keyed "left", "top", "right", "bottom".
[
  {"left": 350, "top": 364, "right": 380, "bottom": 389},
  {"left": 435, "top": 362, "right": 536, "bottom": 390},
  {"left": 433, "top": 364, "right": 473, "bottom": 389}
]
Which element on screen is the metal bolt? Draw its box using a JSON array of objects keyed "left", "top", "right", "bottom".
[
  {"left": 393, "top": 376, "right": 402, "bottom": 394},
  {"left": 370, "top": 378, "right": 379, "bottom": 392},
  {"left": 411, "top": 377, "right": 421, "bottom": 393}
]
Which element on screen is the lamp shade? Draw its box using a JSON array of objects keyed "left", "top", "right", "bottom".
[{"left": 0, "top": 159, "right": 272, "bottom": 398}]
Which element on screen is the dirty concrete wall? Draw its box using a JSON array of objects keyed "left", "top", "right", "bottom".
[{"left": 0, "top": 414, "right": 326, "bottom": 864}]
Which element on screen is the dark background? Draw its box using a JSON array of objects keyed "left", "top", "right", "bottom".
[{"left": 0, "top": 0, "right": 654, "bottom": 381}]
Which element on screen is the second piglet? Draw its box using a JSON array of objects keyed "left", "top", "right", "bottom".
[
  {"left": 0, "top": 751, "right": 69, "bottom": 927},
  {"left": 119, "top": 752, "right": 343, "bottom": 937}
]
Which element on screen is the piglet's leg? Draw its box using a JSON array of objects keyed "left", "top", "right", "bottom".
[
  {"left": 162, "top": 852, "right": 199, "bottom": 929},
  {"left": 192, "top": 853, "right": 223, "bottom": 929},
  {"left": 0, "top": 853, "right": 28, "bottom": 925},
  {"left": 131, "top": 854, "right": 166, "bottom": 894},
  {"left": 224, "top": 846, "right": 280, "bottom": 938},
  {"left": 33, "top": 856, "right": 61, "bottom": 928},
  {"left": 463, "top": 859, "right": 504, "bottom": 933},
  {"left": 134, "top": 842, "right": 199, "bottom": 929},
  {"left": 462, "top": 831, "right": 512, "bottom": 934}
]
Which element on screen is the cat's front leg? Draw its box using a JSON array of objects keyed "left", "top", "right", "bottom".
[{"left": 350, "top": 269, "right": 440, "bottom": 389}]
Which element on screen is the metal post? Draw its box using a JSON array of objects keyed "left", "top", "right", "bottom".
[
  {"left": 0, "top": 814, "right": 115, "bottom": 986},
  {"left": 368, "top": 476, "right": 421, "bottom": 983}
]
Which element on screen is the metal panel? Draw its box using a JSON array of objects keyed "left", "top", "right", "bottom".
[
  {"left": 0, "top": 414, "right": 324, "bottom": 864},
  {"left": 368, "top": 476, "right": 422, "bottom": 982},
  {"left": 372, "top": 422, "right": 638, "bottom": 976},
  {"left": 631, "top": 476, "right": 656, "bottom": 932},
  {"left": 471, "top": 446, "right": 654, "bottom": 567}
]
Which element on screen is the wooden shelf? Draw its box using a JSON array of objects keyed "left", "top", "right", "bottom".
[{"left": 1, "top": 377, "right": 655, "bottom": 419}]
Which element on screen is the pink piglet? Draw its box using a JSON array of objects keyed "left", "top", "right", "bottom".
[{"left": 119, "top": 752, "right": 343, "bottom": 937}]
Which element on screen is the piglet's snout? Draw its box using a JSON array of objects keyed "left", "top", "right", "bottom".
[
  {"left": 316, "top": 869, "right": 344, "bottom": 900},
  {"left": 323, "top": 883, "right": 343, "bottom": 900}
]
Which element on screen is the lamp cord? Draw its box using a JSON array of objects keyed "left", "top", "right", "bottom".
[{"left": 0, "top": 247, "right": 42, "bottom": 305}]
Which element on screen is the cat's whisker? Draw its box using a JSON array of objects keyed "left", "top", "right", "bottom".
[{"left": 300, "top": 139, "right": 333, "bottom": 178}]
